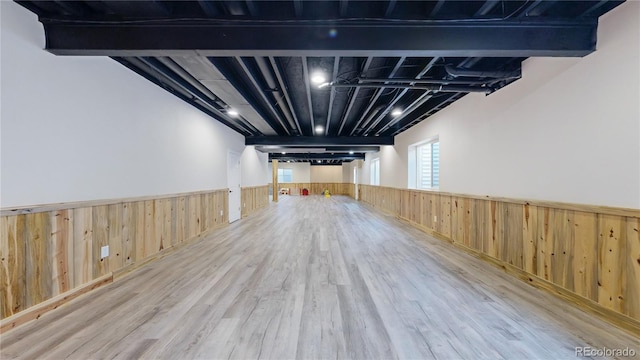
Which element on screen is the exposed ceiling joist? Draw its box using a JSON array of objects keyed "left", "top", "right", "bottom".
[
  {"left": 41, "top": 19, "right": 598, "bottom": 57},
  {"left": 246, "top": 136, "right": 393, "bottom": 146}
]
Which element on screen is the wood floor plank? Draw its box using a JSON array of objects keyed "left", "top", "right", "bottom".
[{"left": 1, "top": 196, "right": 638, "bottom": 360}]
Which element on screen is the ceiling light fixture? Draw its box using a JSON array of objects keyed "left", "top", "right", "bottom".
[
  {"left": 391, "top": 109, "right": 402, "bottom": 117},
  {"left": 349, "top": 151, "right": 354, "bottom": 155},
  {"left": 281, "top": 152, "right": 286, "bottom": 154},
  {"left": 310, "top": 72, "right": 326, "bottom": 84},
  {"left": 227, "top": 109, "right": 239, "bottom": 116},
  {"left": 315, "top": 125, "right": 324, "bottom": 134}
]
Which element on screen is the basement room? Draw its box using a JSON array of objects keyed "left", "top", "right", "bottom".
[{"left": 1, "top": 0, "right": 639, "bottom": 359}]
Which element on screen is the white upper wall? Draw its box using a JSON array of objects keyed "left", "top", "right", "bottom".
[
  {"left": 383, "top": 1, "right": 639, "bottom": 208},
  {"left": 1, "top": 2, "right": 267, "bottom": 207},
  {"left": 269, "top": 162, "right": 311, "bottom": 183},
  {"left": 310, "top": 165, "right": 342, "bottom": 182},
  {"left": 240, "top": 146, "right": 269, "bottom": 187}
]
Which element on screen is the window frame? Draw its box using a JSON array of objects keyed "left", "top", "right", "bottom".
[{"left": 408, "top": 136, "right": 439, "bottom": 190}]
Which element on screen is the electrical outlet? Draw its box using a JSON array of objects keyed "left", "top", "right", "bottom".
[
  {"left": 101, "top": 245, "right": 109, "bottom": 259},
  {"left": 220, "top": 210, "right": 223, "bottom": 216},
  {"left": 434, "top": 215, "right": 438, "bottom": 222}
]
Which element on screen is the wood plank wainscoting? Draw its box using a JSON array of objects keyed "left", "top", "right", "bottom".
[
  {"left": 0, "top": 189, "right": 230, "bottom": 331},
  {"left": 275, "top": 183, "right": 354, "bottom": 196},
  {"left": 241, "top": 185, "right": 269, "bottom": 218},
  {"left": 358, "top": 185, "right": 640, "bottom": 335}
]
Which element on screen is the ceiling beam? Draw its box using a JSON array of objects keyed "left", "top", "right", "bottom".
[
  {"left": 269, "top": 153, "right": 365, "bottom": 161},
  {"left": 246, "top": 136, "right": 393, "bottom": 146},
  {"left": 255, "top": 145, "right": 380, "bottom": 153},
  {"left": 41, "top": 19, "right": 598, "bottom": 57}
]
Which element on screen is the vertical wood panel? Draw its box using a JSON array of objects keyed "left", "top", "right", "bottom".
[
  {"left": 439, "top": 195, "right": 451, "bottom": 237},
  {"left": 450, "top": 197, "right": 460, "bottom": 243},
  {"left": 536, "top": 207, "right": 553, "bottom": 281},
  {"left": 163, "top": 198, "right": 174, "bottom": 248},
  {"left": 625, "top": 217, "right": 640, "bottom": 320},
  {"left": 491, "top": 201, "right": 503, "bottom": 261},
  {"left": 24, "top": 212, "right": 52, "bottom": 307},
  {"left": 93, "top": 205, "right": 109, "bottom": 277},
  {"left": 551, "top": 209, "right": 574, "bottom": 291},
  {"left": 1, "top": 215, "right": 26, "bottom": 317},
  {"left": 108, "top": 204, "right": 124, "bottom": 271},
  {"left": 50, "top": 209, "right": 73, "bottom": 296},
  {"left": 72, "top": 208, "right": 93, "bottom": 287},
  {"left": 175, "top": 197, "right": 186, "bottom": 244},
  {"left": 522, "top": 204, "right": 538, "bottom": 275},
  {"left": 505, "top": 203, "right": 523, "bottom": 269},
  {"left": 154, "top": 199, "right": 165, "bottom": 252},
  {"left": 122, "top": 202, "right": 134, "bottom": 266},
  {"left": 597, "top": 214, "right": 626, "bottom": 312},
  {"left": 132, "top": 201, "right": 146, "bottom": 263},
  {"left": 573, "top": 211, "right": 598, "bottom": 301},
  {"left": 468, "top": 199, "right": 481, "bottom": 252},
  {"left": 144, "top": 200, "right": 155, "bottom": 259}
]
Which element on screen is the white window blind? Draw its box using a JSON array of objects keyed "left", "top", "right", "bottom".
[
  {"left": 277, "top": 168, "right": 292, "bottom": 183},
  {"left": 370, "top": 158, "right": 380, "bottom": 185},
  {"left": 416, "top": 140, "right": 439, "bottom": 189}
]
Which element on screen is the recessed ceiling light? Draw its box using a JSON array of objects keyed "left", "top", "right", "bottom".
[
  {"left": 287, "top": 160, "right": 291, "bottom": 163},
  {"left": 227, "top": 109, "right": 239, "bottom": 116},
  {"left": 281, "top": 152, "right": 286, "bottom": 154},
  {"left": 317, "top": 160, "right": 321, "bottom": 163},
  {"left": 315, "top": 125, "right": 324, "bottom": 134},
  {"left": 349, "top": 151, "right": 354, "bottom": 154},
  {"left": 391, "top": 109, "right": 402, "bottom": 117},
  {"left": 310, "top": 72, "right": 327, "bottom": 84}
]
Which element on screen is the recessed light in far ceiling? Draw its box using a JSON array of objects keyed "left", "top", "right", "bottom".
[
  {"left": 317, "top": 160, "right": 321, "bottom": 163},
  {"left": 349, "top": 151, "right": 354, "bottom": 155},
  {"left": 391, "top": 109, "right": 403, "bottom": 117},
  {"left": 310, "top": 72, "right": 326, "bottom": 84},
  {"left": 315, "top": 125, "right": 324, "bottom": 134},
  {"left": 287, "top": 160, "right": 291, "bottom": 163},
  {"left": 227, "top": 109, "right": 239, "bottom": 116},
  {"left": 281, "top": 152, "right": 286, "bottom": 154}
]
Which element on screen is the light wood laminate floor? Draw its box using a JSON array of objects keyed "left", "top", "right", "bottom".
[{"left": 1, "top": 196, "right": 638, "bottom": 359}]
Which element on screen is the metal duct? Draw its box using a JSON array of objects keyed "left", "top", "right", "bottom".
[
  {"left": 254, "top": 57, "right": 298, "bottom": 132},
  {"left": 445, "top": 65, "right": 520, "bottom": 79}
]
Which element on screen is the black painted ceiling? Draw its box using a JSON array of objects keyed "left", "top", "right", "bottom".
[{"left": 17, "top": 0, "right": 623, "bottom": 164}]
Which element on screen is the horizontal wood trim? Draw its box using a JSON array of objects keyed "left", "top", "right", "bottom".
[
  {"left": 368, "top": 185, "right": 640, "bottom": 218},
  {"left": 1, "top": 188, "right": 227, "bottom": 216},
  {"left": 359, "top": 184, "right": 640, "bottom": 336},
  {"left": 0, "top": 189, "right": 229, "bottom": 320},
  {"left": 0, "top": 274, "right": 113, "bottom": 334}
]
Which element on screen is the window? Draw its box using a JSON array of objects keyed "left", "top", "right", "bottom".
[
  {"left": 370, "top": 158, "right": 380, "bottom": 185},
  {"left": 409, "top": 138, "right": 439, "bottom": 189},
  {"left": 277, "top": 168, "right": 292, "bottom": 183}
]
